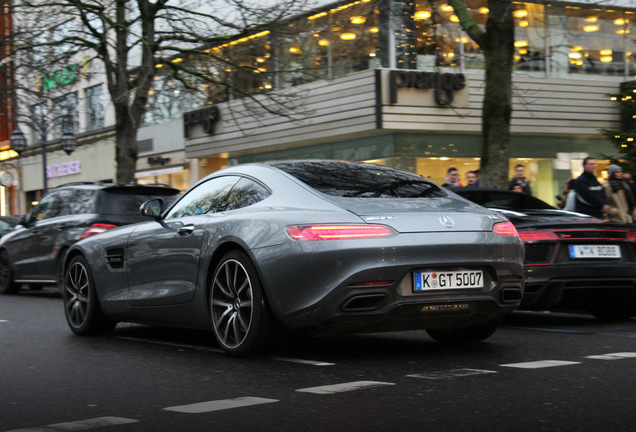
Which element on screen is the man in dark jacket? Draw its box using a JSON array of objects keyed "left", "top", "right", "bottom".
[{"left": 574, "top": 157, "right": 609, "bottom": 218}]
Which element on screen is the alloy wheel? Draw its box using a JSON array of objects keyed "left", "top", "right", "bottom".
[
  {"left": 65, "top": 260, "right": 90, "bottom": 329},
  {"left": 211, "top": 258, "right": 254, "bottom": 350}
]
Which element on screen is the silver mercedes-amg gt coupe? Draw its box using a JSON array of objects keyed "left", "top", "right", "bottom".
[{"left": 63, "top": 160, "right": 524, "bottom": 356}]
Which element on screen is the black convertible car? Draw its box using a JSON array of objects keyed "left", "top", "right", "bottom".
[{"left": 452, "top": 188, "right": 636, "bottom": 320}]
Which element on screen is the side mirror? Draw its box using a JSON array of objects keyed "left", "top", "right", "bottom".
[
  {"left": 18, "top": 214, "right": 31, "bottom": 227},
  {"left": 140, "top": 199, "right": 164, "bottom": 220}
]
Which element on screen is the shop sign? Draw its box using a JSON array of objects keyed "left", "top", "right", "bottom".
[
  {"left": 389, "top": 71, "right": 466, "bottom": 106},
  {"left": 42, "top": 63, "right": 80, "bottom": 91},
  {"left": 47, "top": 161, "right": 80, "bottom": 179},
  {"left": 183, "top": 105, "right": 220, "bottom": 138}
]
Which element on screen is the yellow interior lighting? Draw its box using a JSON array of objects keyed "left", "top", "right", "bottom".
[
  {"left": 514, "top": 40, "right": 528, "bottom": 47},
  {"left": 600, "top": 56, "right": 613, "bottom": 62},
  {"left": 350, "top": 16, "right": 366, "bottom": 24},
  {"left": 614, "top": 18, "right": 625, "bottom": 25},
  {"left": 369, "top": 26, "right": 379, "bottom": 33},
  {"left": 584, "top": 16, "right": 598, "bottom": 22},
  {"left": 600, "top": 49, "right": 612, "bottom": 56},
  {"left": 340, "top": 32, "right": 357, "bottom": 40},
  {"left": 479, "top": 7, "right": 489, "bottom": 14},
  {"left": 513, "top": 10, "right": 528, "bottom": 18},
  {"left": 318, "top": 39, "right": 330, "bottom": 46},
  {"left": 414, "top": 10, "right": 431, "bottom": 20},
  {"left": 519, "top": 20, "right": 528, "bottom": 27},
  {"left": 450, "top": 15, "right": 459, "bottom": 22},
  {"left": 441, "top": 4, "right": 453, "bottom": 12},
  {"left": 584, "top": 25, "right": 599, "bottom": 32}
]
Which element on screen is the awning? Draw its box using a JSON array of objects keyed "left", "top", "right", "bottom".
[{"left": 135, "top": 165, "right": 184, "bottom": 178}]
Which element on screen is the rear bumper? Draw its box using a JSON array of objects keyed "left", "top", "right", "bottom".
[{"left": 522, "top": 263, "right": 636, "bottom": 310}]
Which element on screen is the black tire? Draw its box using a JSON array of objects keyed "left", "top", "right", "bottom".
[
  {"left": 63, "top": 255, "right": 116, "bottom": 336},
  {"left": 588, "top": 303, "right": 636, "bottom": 322},
  {"left": 210, "top": 251, "right": 274, "bottom": 357},
  {"left": 0, "top": 250, "right": 18, "bottom": 294},
  {"left": 427, "top": 318, "right": 501, "bottom": 343}
]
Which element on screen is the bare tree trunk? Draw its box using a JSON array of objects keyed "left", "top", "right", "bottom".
[{"left": 479, "top": 0, "right": 514, "bottom": 189}]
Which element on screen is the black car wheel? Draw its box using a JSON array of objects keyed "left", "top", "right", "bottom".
[
  {"left": 64, "top": 255, "right": 116, "bottom": 335},
  {"left": 0, "top": 250, "right": 18, "bottom": 294},
  {"left": 210, "top": 251, "right": 273, "bottom": 357},
  {"left": 426, "top": 318, "right": 501, "bottom": 343}
]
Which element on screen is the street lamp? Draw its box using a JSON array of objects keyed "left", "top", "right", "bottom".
[{"left": 10, "top": 115, "right": 76, "bottom": 195}]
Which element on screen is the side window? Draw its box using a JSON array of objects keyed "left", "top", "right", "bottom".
[
  {"left": 221, "top": 178, "right": 271, "bottom": 211},
  {"left": 166, "top": 176, "right": 240, "bottom": 219},
  {"left": 33, "top": 192, "right": 61, "bottom": 221},
  {"left": 56, "top": 189, "right": 75, "bottom": 216}
]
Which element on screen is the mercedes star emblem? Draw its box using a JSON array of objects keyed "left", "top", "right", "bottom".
[{"left": 439, "top": 215, "right": 455, "bottom": 228}]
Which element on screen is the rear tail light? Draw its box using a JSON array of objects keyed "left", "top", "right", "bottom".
[
  {"left": 81, "top": 223, "right": 118, "bottom": 239},
  {"left": 518, "top": 230, "right": 559, "bottom": 241},
  {"left": 286, "top": 224, "right": 397, "bottom": 241},
  {"left": 493, "top": 222, "right": 519, "bottom": 237},
  {"left": 628, "top": 231, "right": 636, "bottom": 242}
]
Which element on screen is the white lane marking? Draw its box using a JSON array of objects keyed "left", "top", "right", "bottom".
[
  {"left": 268, "top": 357, "right": 335, "bottom": 366},
  {"left": 6, "top": 416, "right": 138, "bottom": 432},
  {"left": 164, "top": 397, "right": 278, "bottom": 414},
  {"left": 500, "top": 360, "right": 580, "bottom": 369},
  {"left": 116, "top": 336, "right": 223, "bottom": 353},
  {"left": 296, "top": 381, "right": 395, "bottom": 395},
  {"left": 0, "top": 319, "right": 7, "bottom": 322},
  {"left": 586, "top": 352, "right": 636, "bottom": 360},
  {"left": 408, "top": 368, "right": 497, "bottom": 380}
]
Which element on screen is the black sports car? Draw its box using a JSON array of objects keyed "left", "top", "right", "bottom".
[
  {"left": 452, "top": 187, "right": 636, "bottom": 320},
  {"left": 63, "top": 161, "right": 524, "bottom": 357}
]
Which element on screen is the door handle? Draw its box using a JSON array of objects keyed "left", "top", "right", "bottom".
[{"left": 177, "top": 225, "right": 195, "bottom": 236}]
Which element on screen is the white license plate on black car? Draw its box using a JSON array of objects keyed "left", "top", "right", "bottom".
[
  {"left": 568, "top": 245, "right": 621, "bottom": 259},
  {"left": 413, "top": 270, "right": 484, "bottom": 291}
]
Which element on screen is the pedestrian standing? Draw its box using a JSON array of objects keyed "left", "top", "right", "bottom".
[
  {"left": 509, "top": 164, "right": 532, "bottom": 195},
  {"left": 465, "top": 170, "right": 480, "bottom": 188},
  {"left": 442, "top": 167, "right": 463, "bottom": 187},
  {"left": 603, "top": 164, "right": 635, "bottom": 223},
  {"left": 573, "top": 157, "right": 609, "bottom": 218}
]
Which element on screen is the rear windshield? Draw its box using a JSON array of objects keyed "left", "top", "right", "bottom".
[
  {"left": 97, "top": 188, "right": 180, "bottom": 214},
  {"left": 267, "top": 160, "right": 446, "bottom": 198}
]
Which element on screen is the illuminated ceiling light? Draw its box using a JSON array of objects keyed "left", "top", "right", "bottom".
[
  {"left": 308, "top": 12, "right": 327, "bottom": 20},
  {"left": 600, "top": 56, "right": 613, "bottom": 62},
  {"left": 513, "top": 10, "right": 528, "bottom": 18},
  {"left": 479, "top": 7, "right": 489, "bottom": 14},
  {"left": 171, "top": 58, "right": 183, "bottom": 63},
  {"left": 350, "top": 16, "right": 366, "bottom": 24},
  {"left": 519, "top": 20, "right": 529, "bottom": 27},
  {"left": 147, "top": 89, "right": 155, "bottom": 95},
  {"left": 318, "top": 39, "right": 330, "bottom": 46},
  {"left": 450, "top": 15, "right": 459, "bottom": 22},
  {"left": 570, "top": 45, "right": 583, "bottom": 51},
  {"left": 441, "top": 4, "right": 453, "bottom": 12},
  {"left": 585, "top": 16, "right": 598, "bottom": 22},
  {"left": 369, "top": 51, "right": 376, "bottom": 57},
  {"left": 454, "top": 37, "right": 468, "bottom": 43},
  {"left": 514, "top": 40, "right": 528, "bottom": 48},
  {"left": 289, "top": 45, "right": 302, "bottom": 54},
  {"left": 369, "top": 26, "right": 379, "bottom": 33},
  {"left": 414, "top": 10, "right": 431, "bottom": 20},
  {"left": 617, "top": 29, "right": 630, "bottom": 34},
  {"left": 519, "top": 48, "right": 528, "bottom": 55},
  {"left": 155, "top": 64, "right": 164, "bottom": 68},
  {"left": 584, "top": 25, "right": 599, "bottom": 32},
  {"left": 340, "top": 32, "right": 357, "bottom": 40},
  {"left": 614, "top": 18, "right": 625, "bottom": 25},
  {"left": 568, "top": 51, "right": 582, "bottom": 59},
  {"left": 600, "top": 49, "right": 613, "bottom": 56},
  {"left": 256, "top": 57, "right": 266, "bottom": 63}
]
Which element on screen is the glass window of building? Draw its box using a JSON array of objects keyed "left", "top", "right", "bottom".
[
  {"left": 85, "top": 84, "right": 104, "bottom": 130},
  {"left": 53, "top": 92, "right": 78, "bottom": 139}
]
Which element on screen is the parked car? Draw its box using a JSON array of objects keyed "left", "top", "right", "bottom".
[
  {"left": 0, "top": 216, "right": 19, "bottom": 237},
  {"left": 0, "top": 182, "right": 181, "bottom": 295},
  {"left": 62, "top": 160, "right": 524, "bottom": 357},
  {"left": 451, "top": 187, "right": 636, "bottom": 320}
]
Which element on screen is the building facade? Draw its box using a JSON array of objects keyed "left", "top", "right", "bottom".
[{"left": 6, "top": 0, "right": 635, "bottom": 212}]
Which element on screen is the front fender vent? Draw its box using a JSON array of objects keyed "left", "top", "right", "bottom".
[{"left": 106, "top": 248, "right": 125, "bottom": 269}]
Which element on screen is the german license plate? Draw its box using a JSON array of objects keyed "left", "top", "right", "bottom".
[
  {"left": 568, "top": 245, "right": 621, "bottom": 259},
  {"left": 413, "top": 270, "right": 484, "bottom": 291}
]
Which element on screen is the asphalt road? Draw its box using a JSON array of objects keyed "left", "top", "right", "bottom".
[{"left": 2, "top": 288, "right": 636, "bottom": 432}]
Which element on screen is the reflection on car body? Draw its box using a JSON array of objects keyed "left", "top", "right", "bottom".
[
  {"left": 451, "top": 187, "right": 636, "bottom": 320},
  {"left": 63, "top": 161, "right": 524, "bottom": 357}
]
